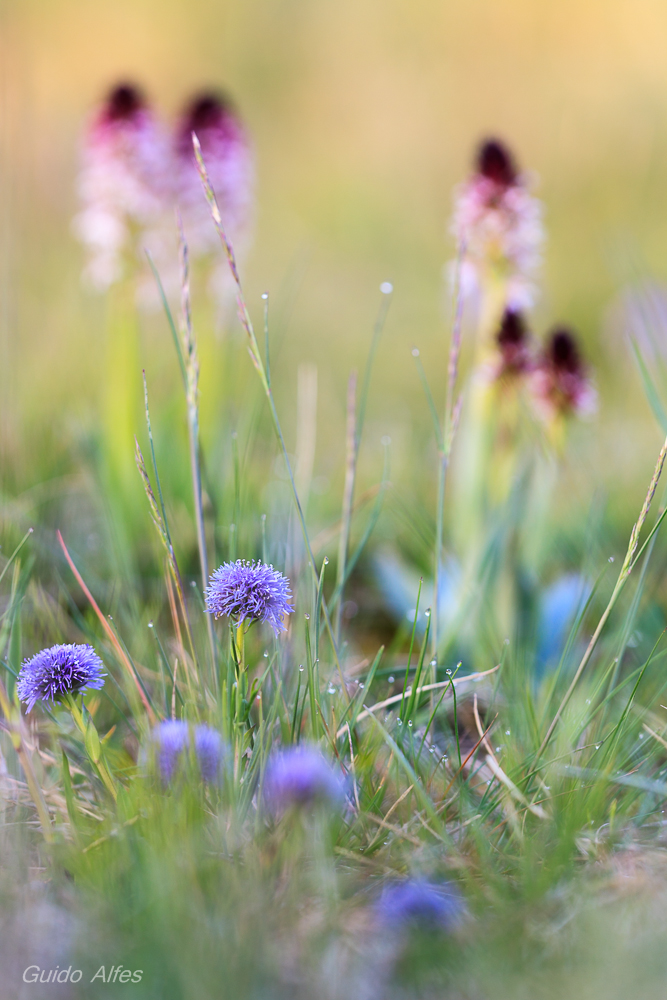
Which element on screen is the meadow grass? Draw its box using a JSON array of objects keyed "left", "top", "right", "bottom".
[{"left": 3, "top": 142, "right": 667, "bottom": 1000}]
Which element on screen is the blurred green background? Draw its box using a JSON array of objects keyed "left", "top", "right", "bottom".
[{"left": 2, "top": 0, "right": 667, "bottom": 535}]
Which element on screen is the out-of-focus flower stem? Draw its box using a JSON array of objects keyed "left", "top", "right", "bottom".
[
  {"left": 0, "top": 677, "right": 53, "bottom": 841},
  {"left": 64, "top": 693, "right": 117, "bottom": 801}
]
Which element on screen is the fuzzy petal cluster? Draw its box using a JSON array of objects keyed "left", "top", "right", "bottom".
[
  {"left": 16, "top": 644, "right": 106, "bottom": 713},
  {"left": 530, "top": 328, "right": 597, "bottom": 420},
  {"left": 73, "top": 84, "right": 254, "bottom": 305},
  {"left": 174, "top": 93, "right": 254, "bottom": 308},
  {"left": 206, "top": 560, "right": 294, "bottom": 635},
  {"left": 375, "top": 879, "right": 463, "bottom": 931},
  {"left": 494, "top": 308, "right": 533, "bottom": 378},
  {"left": 451, "top": 139, "right": 543, "bottom": 312},
  {"left": 151, "top": 720, "right": 225, "bottom": 782},
  {"left": 263, "top": 746, "right": 346, "bottom": 814},
  {"left": 73, "top": 84, "right": 169, "bottom": 290}
]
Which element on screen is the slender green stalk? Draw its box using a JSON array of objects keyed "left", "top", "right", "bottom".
[
  {"left": 431, "top": 245, "right": 465, "bottom": 664},
  {"left": 192, "top": 136, "right": 347, "bottom": 692},
  {"left": 178, "top": 221, "right": 217, "bottom": 679}
]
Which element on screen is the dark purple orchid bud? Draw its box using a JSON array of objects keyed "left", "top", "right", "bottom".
[{"left": 477, "top": 138, "right": 517, "bottom": 187}]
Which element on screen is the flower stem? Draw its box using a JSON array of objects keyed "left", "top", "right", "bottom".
[{"left": 64, "top": 694, "right": 117, "bottom": 801}]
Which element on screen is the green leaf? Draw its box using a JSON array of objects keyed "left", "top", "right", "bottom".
[{"left": 85, "top": 718, "right": 102, "bottom": 765}]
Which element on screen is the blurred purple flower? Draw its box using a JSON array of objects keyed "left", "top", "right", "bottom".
[
  {"left": 375, "top": 879, "right": 463, "bottom": 931},
  {"left": 17, "top": 644, "right": 105, "bottom": 713},
  {"left": 531, "top": 327, "right": 596, "bottom": 420},
  {"left": 72, "top": 82, "right": 169, "bottom": 290},
  {"left": 451, "top": 137, "right": 543, "bottom": 312},
  {"left": 151, "top": 720, "right": 225, "bottom": 782},
  {"left": 174, "top": 92, "right": 254, "bottom": 308},
  {"left": 263, "top": 746, "right": 346, "bottom": 813},
  {"left": 206, "top": 559, "right": 294, "bottom": 635},
  {"left": 495, "top": 308, "right": 533, "bottom": 378}
]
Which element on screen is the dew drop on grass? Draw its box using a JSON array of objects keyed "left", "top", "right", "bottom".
[
  {"left": 424, "top": 609, "right": 431, "bottom": 617},
  {"left": 388, "top": 676, "right": 395, "bottom": 683},
  {"left": 430, "top": 659, "right": 437, "bottom": 667},
  {"left": 505, "top": 730, "right": 511, "bottom": 736},
  {"left": 263, "top": 651, "right": 269, "bottom": 658},
  {"left": 299, "top": 666, "right": 304, "bottom": 673},
  {"left": 397, "top": 719, "right": 402, "bottom": 726},
  {"left": 261, "top": 292, "right": 268, "bottom": 300},
  {"left": 148, "top": 621, "right": 153, "bottom": 628},
  {"left": 595, "top": 745, "right": 600, "bottom": 750},
  {"left": 446, "top": 669, "right": 452, "bottom": 676},
  {"left": 328, "top": 685, "right": 336, "bottom": 694},
  {"left": 381, "top": 435, "right": 391, "bottom": 447},
  {"left": 411, "top": 348, "right": 419, "bottom": 357},
  {"left": 609, "top": 556, "right": 615, "bottom": 563},
  {"left": 323, "top": 557, "right": 329, "bottom": 565},
  {"left": 380, "top": 282, "right": 393, "bottom": 294},
  {"left": 359, "top": 682, "right": 364, "bottom": 689},
  {"left": 408, "top": 720, "right": 413, "bottom": 727}
]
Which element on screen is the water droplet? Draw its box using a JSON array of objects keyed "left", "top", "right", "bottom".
[
  {"left": 388, "top": 676, "right": 395, "bottom": 683},
  {"left": 299, "top": 666, "right": 304, "bottom": 673},
  {"left": 380, "top": 281, "right": 393, "bottom": 294},
  {"left": 639, "top": 733, "right": 645, "bottom": 739},
  {"left": 595, "top": 744, "right": 600, "bottom": 750},
  {"left": 504, "top": 638, "right": 510, "bottom": 645},
  {"left": 304, "top": 613, "right": 310, "bottom": 620},
  {"left": 429, "top": 747, "right": 435, "bottom": 754},
  {"left": 505, "top": 730, "right": 511, "bottom": 736},
  {"left": 108, "top": 615, "right": 113, "bottom": 620},
  {"left": 263, "top": 651, "right": 269, "bottom": 658},
  {"left": 446, "top": 669, "right": 452, "bottom": 676},
  {"left": 408, "top": 720, "right": 413, "bottom": 727},
  {"left": 148, "top": 621, "right": 154, "bottom": 628},
  {"left": 328, "top": 685, "right": 336, "bottom": 694},
  {"left": 424, "top": 609, "right": 431, "bottom": 618},
  {"left": 381, "top": 435, "right": 391, "bottom": 447},
  {"left": 261, "top": 292, "right": 268, "bottom": 300},
  {"left": 585, "top": 699, "right": 591, "bottom": 705},
  {"left": 323, "top": 557, "right": 329, "bottom": 565},
  {"left": 411, "top": 348, "right": 420, "bottom": 357},
  {"left": 429, "top": 659, "right": 437, "bottom": 667},
  {"left": 495, "top": 747, "right": 501, "bottom": 752},
  {"left": 609, "top": 556, "right": 615, "bottom": 563},
  {"left": 359, "top": 682, "right": 365, "bottom": 689},
  {"left": 397, "top": 719, "right": 402, "bottom": 726}
]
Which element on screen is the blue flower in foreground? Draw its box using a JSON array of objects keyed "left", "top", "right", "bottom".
[
  {"left": 205, "top": 559, "right": 294, "bottom": 635},
  {"left": 16, "top": 643, "right": 105, "bottom": 713},
  {"left": 151, "top": 720, "right": 225, "bottom": 782},
  {"left": 263, "top": 746, "right": 346, "bottom": 814},
  {"left": 375, "top": 880, "right": 463, "bottom": 931}
]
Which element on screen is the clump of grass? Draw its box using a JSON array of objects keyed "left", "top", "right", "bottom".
[{"left": 2, "top": 134, "right": 667, "bottom": 1000}]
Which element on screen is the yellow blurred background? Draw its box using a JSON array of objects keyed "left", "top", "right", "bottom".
[{"left": 2, "top": 0, "right": 667, "bottom": 519}]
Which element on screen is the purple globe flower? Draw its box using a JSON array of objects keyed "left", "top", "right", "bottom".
[
  {"left": 375, "top": 880, "right": 463, "bottom": 931},
  {"left": 263, "top": 746, "right": 346, "bottom": 814},
  {"left": 151, "top": 721, "right": 225, "bottom": 783},
  {"left": 16, "top": 644, "right": 106, "bottom": 713},
  {"left": 205, "top": 560, "right": 294, "bottom": 636}
]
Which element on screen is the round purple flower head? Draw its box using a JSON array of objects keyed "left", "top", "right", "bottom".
[
  {"left": 205, "top": 560, "right": 294, "bottom": 636},
  {"left": 16, "top": 644, "right": 106, "bottom": 714},
  {"left": 151, "top": 720, "right": 225, "bottom": 783},
  {"left": 375, "top": 879, "right": 463, "bottom": 932},
  {"left": 263, "top": 746, "right": 346, "bottom": 814}
]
